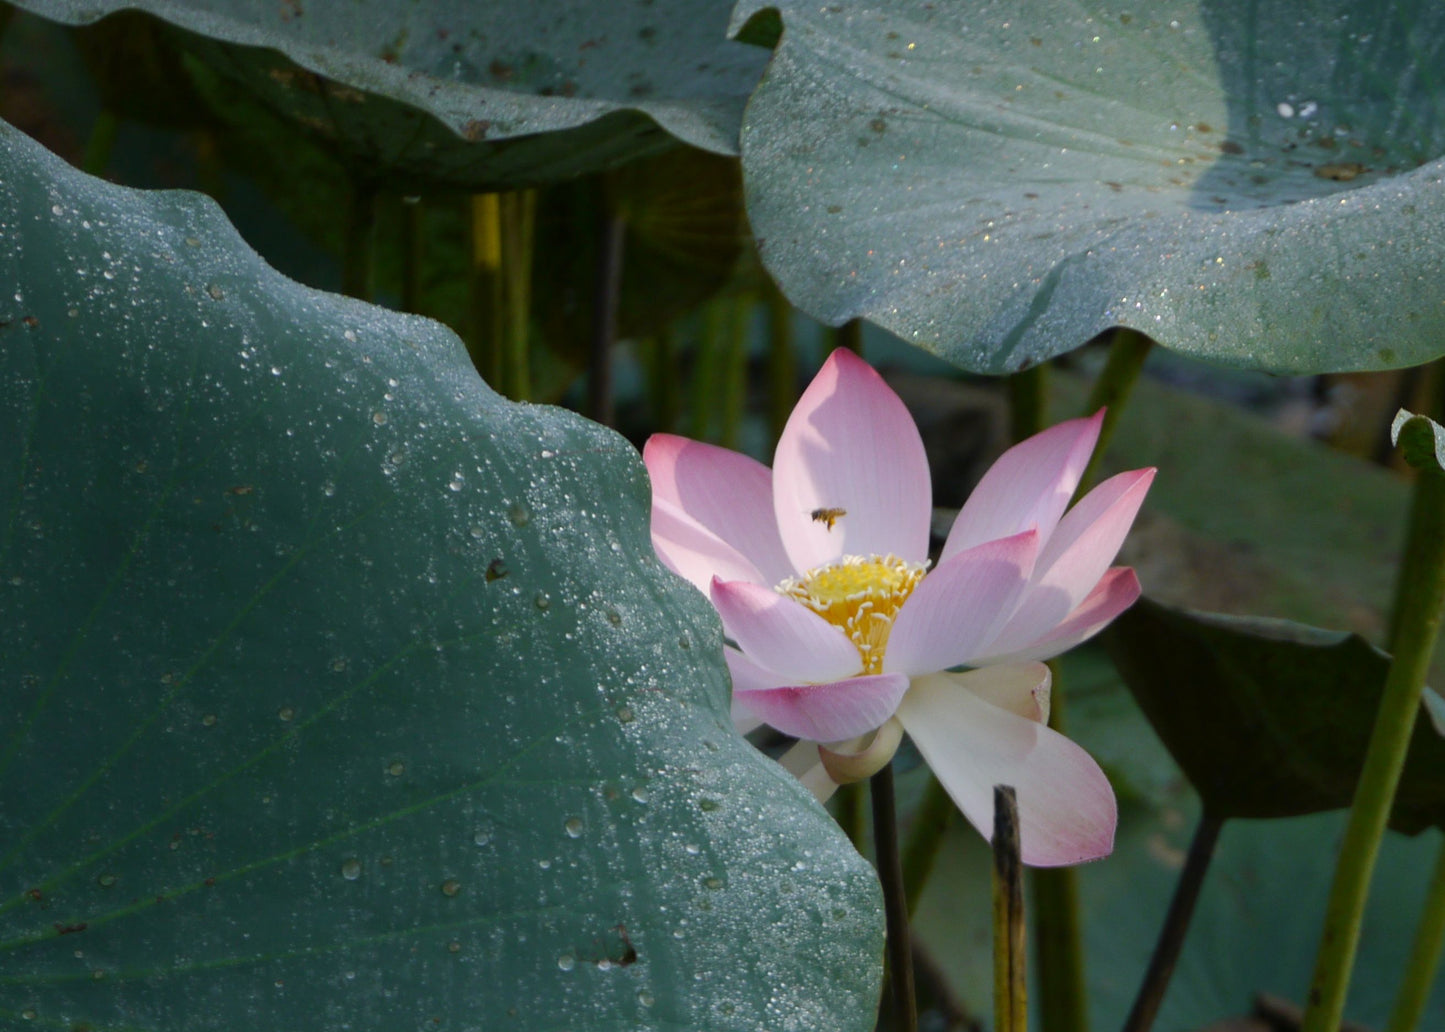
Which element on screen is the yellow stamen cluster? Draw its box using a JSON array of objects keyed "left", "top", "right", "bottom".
[{"left": 777, "top": 554, "right": 929, "bottom": 675}]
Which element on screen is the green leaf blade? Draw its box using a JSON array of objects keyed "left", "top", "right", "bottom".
[
  {"left": 0, "top": 120, "right": 882, "bottom": 1031},
  {"left": 14, "top": 0, "right": 770, "bottom": 189},
  {"left": 738, "top": 0, "right": 1445, "bottom": 374}
]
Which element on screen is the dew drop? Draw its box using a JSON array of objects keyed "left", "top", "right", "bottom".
[
  {"left": 563, "top": 817, "right": 584, "bottom": 838},
  {"left": 684, "top": 843, "right": 700, "bottom": 856},
  {"left": 698, "top": 798, "right": 720, "bottom": 812},
  {"left": 638, "top": 989, "right": 655, "bottom": 1008},
  {"left": 277, "top": 706, "right": 295, "bottom": 722},
  {"left": 508, "top": 503, "right": 531, "bottom": 527},
  {"left": 340, "top": 858, "right": 362, "bottom": 881},
  {"left": 704, "top": 877, "right": 724, "bottom": 890},
  {"left": 616, "top": 706, "right": 635, "bottom": 724},
  {"left": 447, "top": 940, "right": 462, "bottom": 953},
  {"left": 473, "top": 829, "right": 492, "bottom": 847},
  {"left": 440, "top": 878, "right": 461, "bottom": 897},
  {"left": 97, "top": 873, "right": 118, "bottom": 888},
  {"left": 372, "top": 411, "right": 388, "bottom": 426},
  {"left": 20, "top": 1009, "right": 36, "bottom": 1020},
  {"left": 386, "top": 761, "right": 406, "bottom": 777},
  {"left": 201, "top": 714, "right": 217, "bottom": 727},
  {"left": 557, "top": 953, "right": 576, "bottom": 971},
  {"left": 631, "top": 786, "right": 650, "bottom": 804},
  {"left": 448, "top": 473, "right": 464, "bottom": 492},
  {"left": 534, "top": 592, "right": 551, "bottom": 611}
]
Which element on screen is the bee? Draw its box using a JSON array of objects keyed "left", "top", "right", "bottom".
[{"left": 810, "top": 507, "right": 847, "bottom": 531}]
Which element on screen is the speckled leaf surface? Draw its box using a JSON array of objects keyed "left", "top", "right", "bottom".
[
  {"left": 11, "top": 0, "right": 769, "bottom": 189},
  {"left": 735, "top": 0, "right": 1445, "bottom": 374},
  {"left": 0, "top": 121, "right": 882, "bottom": 1031}
]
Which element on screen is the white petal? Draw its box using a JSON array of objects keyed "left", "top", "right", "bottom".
[
  {"left": 897, "top": 672, "right": 1116, "bottom": 866},
  {"left": 710, "top": 578, "right": 861, "bottom": 683},
  {"left": 884, "top": 530, "right": 1038, "bottom": 675},
  {"left": 942, "top": 411, "right": 1102, "bottom": 561},
  {"left": 644, "top": 434, "right": 794, "bottom": 583},
  {"left": 651, "top": 497, "right": 768, "bottom": 593},
  {"left": 772, "top": 349, "right": 932, "bottom": 572}
]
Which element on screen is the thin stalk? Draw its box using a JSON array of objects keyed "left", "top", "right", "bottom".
[
  {"left": 901, "top": 775, "right": 954, "bottom": 917},
  {"left": 400, "top": 196, "right": 424, "bottom": 315},
  {"left": 835, "top": 781, "right": 867, "bottom": 854},
  {"left": 500, "top": 191, "right": 536, "bottom": 402},
  {"left": 719, "top": 295, "right": 749, "bottom": 450},
  {"left": 767, "top": 288, "right": 797, "bottom": 448},
  {"left": 993, "top": 786, "right": 1027, "bottom": 1032},
  {"left": 82, "top": 109, "right": 119, "bottom": 178},
  {"left": 1008, "top": 364, "right": 1049, "bottom": 444},
  {"left": 587, "top": 209, "right": 625, "bottom": 425},
  {"left": 690, "top": 303, "right": 726, "bottom": 441},
  {"left": 341, "top": 182, "right": 376, "bottom": 302},
  {"left": 468, "top": 194, "right": 504, "bottom": 389},
  {"left": 872, "top": 764, "right": 918, "bottom": 1032},
  {"left": 1385, "top": 839, "right": 1445, "bottom": 1032},
  {"left": 1077, "top": 328, "right": 1154, "bottom": 494},
  {"left": 834, "top": 317, "right": 864, "bottom": 356},
  {"left": 1301, "top": 464, "right": 1445, "bottom": 1032},
  {"left": 1028, "top": 661, "right": 1088, "bottom": 1032},
  {"left": 1122, "top": 814, "right": 1225, "bottom": 1032},
  {"left": 641, "top": 331, "right": 680, "bottom": 433}
]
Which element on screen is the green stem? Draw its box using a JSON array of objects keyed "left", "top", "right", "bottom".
[
  {"left": 767, "top": 288, "right": 797, "bottom": 449},
  {"left": 872, "top": 764, "right": 917, "bottom": 1032},
  {"left": 1385, "top": 839, "right": 1445, "bottom": 1032},
  {"left": 690, "top": 302, "right": 726, "bottom": 441},
  {"left": 341, "top": 182, "right": 376, "bottom": 302},
  {"left": 1301, "top": 465, "right": 1445, "bottom": 1032},
  {"left": 500, "top": 191, "right": 536, "bottom": 403},
  {"left": 468, "top": 194, "right": 504, "bottom": 389},
  {"left": 901, "top": 775, "right": 954, "bottom": 917},
  {"left": 719, "top": 295, "right": 749, "bottom": 450},
  {"left": 641, "top": 330, "right": 680, "bottom": 434},
  {"left": 835, "top": 781, "right": 867, "bottom": 854},
  {"left": 1077, "top": 328, "right": 1154, "bottom": 495},
  {"left": 993, "top": 786, "right": 1027, "bottom": 1032},
  {"left": 1122, "top": 814, "right": 1225, "bottom": 1032},
  {"left": 587, "top": 209, "right": 625, "bottom": 426},
  {"left": 1032, "top": 666, "right": 1090, "bottom": 1032},
  {"left": 400, "top": 197, "right": 424, "bottom": 315},
  {"left": 82, "top": 109, "right": 119, "bottom": 178},
  {"left": 1008, "top": 364, "right": 1049, "bottom": 444}
]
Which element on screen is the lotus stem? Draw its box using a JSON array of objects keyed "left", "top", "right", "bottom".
[
  {"left": 1008, "top": 363, "right": 1049, "bottom": 445},
  {"left": 1122, "top": 813, "right": 1226, "bottom": 1032},
  {"left": 1384, "top": 838, "right": 1445, "bottom": 1032},
  {"left": 993, "top": 785, "right": 1027, "bottom": 1032},
  {"left": 1077, "top": 327, "right": 1153, "bottom": 495},
  {"left": 871, "top": 763, "right": 918, "bottom": 1032},
  {"left": 1300, "top": 457, "right": 1445, "bottom": 1032},
  {"left": 400, "top": 196, "right": 424, "bottom": 315},
  {"left": 587, "top": 206, "right": 625, "bottom": 425},
  {"left": 82, "top": 109, "right": 119, "bottom": 178},
  {"left": 767, "top": 288, "right": 797, "bottom": 448}
]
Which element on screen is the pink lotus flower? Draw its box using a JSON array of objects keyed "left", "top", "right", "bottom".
[{"left": 644, "top": 349, "right": 1154, "bottom": 866}]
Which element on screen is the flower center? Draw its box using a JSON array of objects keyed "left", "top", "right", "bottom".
[{"left": 777, "top": 554, "right": 929, "bottom": 675}]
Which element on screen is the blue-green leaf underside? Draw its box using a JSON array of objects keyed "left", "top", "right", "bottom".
[
  {"left": 13, "top": 0, "right": 769, "bottom": 189},
  {"left": 0, "top": 120, "right": 881, "bottom": 1031},
  {"left": 736, "top": 0, "right": 1445, "bottom": 374}
]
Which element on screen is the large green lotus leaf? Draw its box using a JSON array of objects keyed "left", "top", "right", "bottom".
[
  {"left": 11, "top": 0, "right": 770, "bottom": 189},
  {"left": 735, "top": 0, "right": 1445, "bottom": 374},
  {"left": 1104, "top": 597, "right": 1445, "bottom": 831},
  {"left": 0, "top": 121, "right": 882, "bottom": 1030}
]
